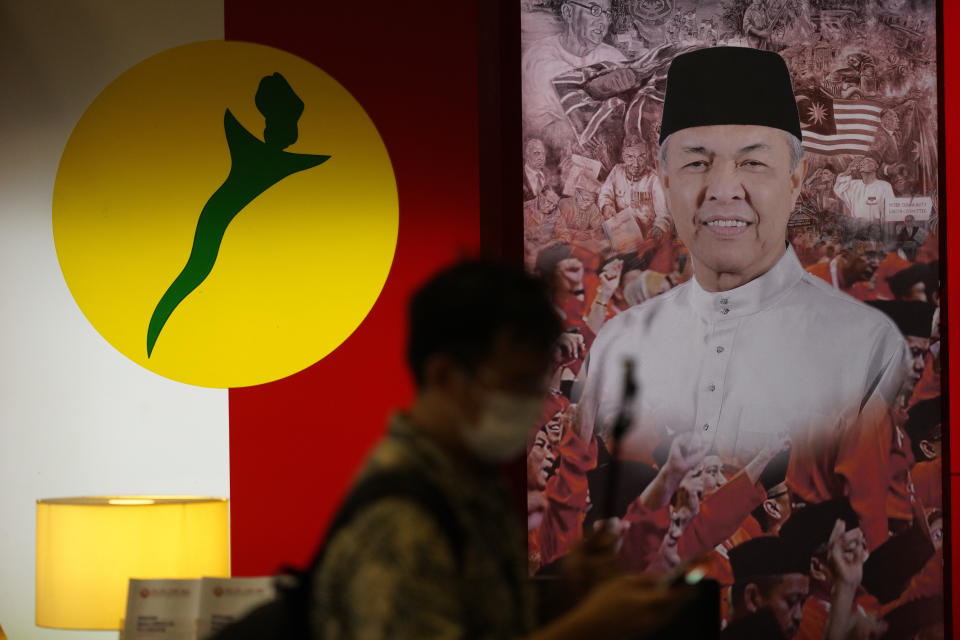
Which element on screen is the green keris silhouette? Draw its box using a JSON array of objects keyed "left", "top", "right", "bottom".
[{"left": 147, "top": 73, "right": 330, "bottom": 357}]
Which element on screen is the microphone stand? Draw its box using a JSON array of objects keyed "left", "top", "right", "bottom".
[{"left": 603, "top": 358, "right": 636, "bottom": 521}]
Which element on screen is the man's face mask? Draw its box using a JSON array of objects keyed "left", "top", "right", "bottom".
[{"left": 458, "top": 389, "right": 543, "bottom": 463}]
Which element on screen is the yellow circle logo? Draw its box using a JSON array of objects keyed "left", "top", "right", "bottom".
[{"left": 53, "top": 41, "right": 398, "bottom": 388}]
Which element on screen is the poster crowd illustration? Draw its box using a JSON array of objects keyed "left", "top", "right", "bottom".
[{"left": 522, "top": 0, "right": 942, "bottom": 636}]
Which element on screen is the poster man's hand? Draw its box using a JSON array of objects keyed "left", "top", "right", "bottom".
[
  {"left": 827, "top": 520, "right": 868, "bottom": 588},
  {"left": 596, "top": 259, "right": 624, "bottom": 303},
  {"left": 586, "top": 68, "right": 638, "bottom": 98},
  {"left": 664, "top": 433, "right": 708, "bottom": 478},
  {"left": 553, "top": 332, "right": 585, "bottom": 367}
]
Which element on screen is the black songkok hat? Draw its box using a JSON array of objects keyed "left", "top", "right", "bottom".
[
  {"left": 729, "top": 536, "right": 808, "bottom": 584},
  {"left": 586, "top": 460, "right": 658, "bottom": 522},
  {"left": 886, "top": 263, "right": 932, "bottom": 299},
  {"left": 779, "top": 498, "right": 860, "bottom": 562},
  {"left": 758, "top": 445, "right": 791, "bottom": 492},
  {"left": 903, "top": 396, "right": 941, "bottom": 444},
  {"left": 652, "top": 433, "right": 675, "bottom": 469},
  {"left": 865, "top": 300, "right": 936, "bottom": 338},
  {"left": 659, "top": 47, "right": 802, "bottom": 144}
]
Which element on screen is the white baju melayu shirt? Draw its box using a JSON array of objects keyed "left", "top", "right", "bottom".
[
  {"left": 577, "top": 245, "right": 909, "bottom": 547},
  {"left": 833, "top": 174, "right": 896, "bottom": 222}
]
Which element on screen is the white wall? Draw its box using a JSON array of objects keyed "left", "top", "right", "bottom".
[{"left": 0, "top": 2, "right": 228, "bottom": 638}]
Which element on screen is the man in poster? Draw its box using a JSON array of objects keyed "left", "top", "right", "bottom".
[
  {"left": 743, "top": 0, "right": 785, "bottom": 51},
  {"left": 577, "top": 47, "right": 910, "bottom": 551},
  {"left": 521, "top": 0, "right": 625, "bottom": 155},
  {"left": 597, "top": 135, "right": 670, "bottom": 239},
  {"left": 833, "top": 156, "right": 896, "bottom": 224}
]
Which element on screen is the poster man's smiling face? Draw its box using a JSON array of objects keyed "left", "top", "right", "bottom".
[
  {"left": 659, "top": 124, "right": 805, "bottom": 291},
  {"left": 563, "top": 0, "right": 613, "bottom": 50}
]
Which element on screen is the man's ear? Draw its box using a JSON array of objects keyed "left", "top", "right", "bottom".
[
  {"left": 559, "top": 2, "right": 573, "bottom": 21},
  {"left": 744, "top": 583, "right": 762, "bottom": 613},
  {"left": 919, "top": 439, "right": 938, "bottom": 461},
  {"left": 809, "top": 556, "right": 829, "bottom": 582},
  {"left": 762, "top": 499, "right": 783, "bottom": 521}
]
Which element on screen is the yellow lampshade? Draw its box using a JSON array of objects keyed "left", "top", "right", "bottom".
[{"left": 36, "top": 496, "right": 229, "bottom": 630}]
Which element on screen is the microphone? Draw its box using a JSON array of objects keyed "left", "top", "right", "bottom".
[{"left": 603, "top": 357, "right": 637, "bottom": 520}]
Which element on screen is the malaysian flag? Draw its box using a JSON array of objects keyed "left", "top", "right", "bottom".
[
  {"left": 796, "top": 87, "right": 881, "bottom": 155},
  {"left": 551, "top": 43, "right": 695, "bottom": 147},
  {"left": 553, "top": 60, "right": 627, "bottom": 147}
]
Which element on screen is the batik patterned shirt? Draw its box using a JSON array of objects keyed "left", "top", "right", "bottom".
[{"left": 311, "top": 415, "right": 534, "bottom": 640}]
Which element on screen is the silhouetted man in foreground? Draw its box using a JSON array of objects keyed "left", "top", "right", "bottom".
[{"left": 311, "top": 261, "right": 693, "bottom": 639}]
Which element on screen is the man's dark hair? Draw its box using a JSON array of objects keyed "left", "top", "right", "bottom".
[
  {"left": 903, "top": 397, "right": 941, "bottom": 461},
  {"left": 749, "top": 446, "right": 792, "bottom": 531},
  {"left": 728, "top": 536, "right": 808, "bottom": 614},
  {"left": 779, "top": 498, "right": 860, "bottom": 564},
  {"left": 887, "top": 263, "right": 931, "bottom": 300},
  {"left": 407, "top": 260, "right": 563, "bottom": 387}
]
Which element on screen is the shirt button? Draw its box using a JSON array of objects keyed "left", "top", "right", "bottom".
[
  {"left": 708, "top": 384, "right": 716, "bottom": 391},
  {"left": 703, "top": 424, "right": 710, "bottom": 431},
  {"left": 716, "top": 346, "right": 724, "bottom": 353},
  {"left": 720, "top": 308, "right": 730, "bottom": 315},
  {"left": 720, "top": 298, "right": 729, "bottom": 305}
]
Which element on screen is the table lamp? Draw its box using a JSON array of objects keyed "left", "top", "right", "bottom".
[{"left": 36, "top": 496, "right": 229, "bottom": 630}]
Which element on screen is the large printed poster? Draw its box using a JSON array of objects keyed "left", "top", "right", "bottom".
[{"left": 522, "top": 0, "right": 943, "bottom": 636}]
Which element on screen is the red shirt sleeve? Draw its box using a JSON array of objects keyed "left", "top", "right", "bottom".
[
  {"left": 911, "top": 458, "right": 942, "bottom": 510},
  {"left": 887, "top": 423, "right": 916, "bottom": 522},
  {"left": 678, "top": 470, "right": 766, "bottom": 558},
  {"left": 835, "top": 398, "right": 895, "bottom": 551},
  {"left": 535, "top": 429, "right": 598, "bottom": 566},
  {"left": 620, "top": 499, "right": 670, "bottom": 573}
]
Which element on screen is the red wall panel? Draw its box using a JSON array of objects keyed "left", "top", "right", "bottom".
[{"left": 225, "top": 0, "right": 483, "bottom": 575}]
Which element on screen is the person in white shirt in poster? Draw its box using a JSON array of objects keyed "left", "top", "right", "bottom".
[
  {"left": 576, "top": 47, "right": 910, "bottom": 553},
  {"left": 522, "top": 0, "right": 626, "bottom": 153},
  {"left": 523, "top": 138, "right": 551, "bottom": 201},
  {"left": 833, "top": 156, "right": 896, "bottom": 224},
  {"left": 598, "top": 135, "right": 672, "bottom": 239}
]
